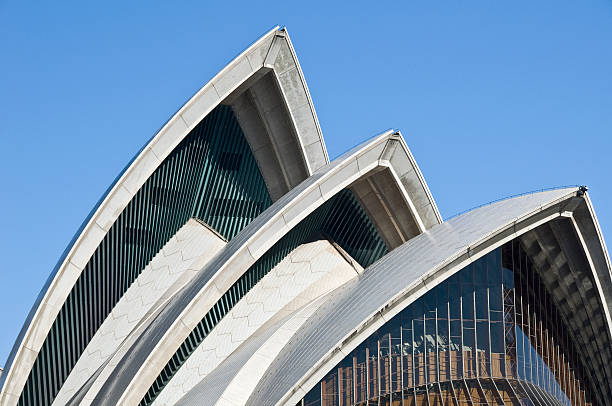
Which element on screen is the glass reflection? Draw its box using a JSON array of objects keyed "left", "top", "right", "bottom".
[{"left": 298, "top": 241, "right": 595, "bottom": 406}]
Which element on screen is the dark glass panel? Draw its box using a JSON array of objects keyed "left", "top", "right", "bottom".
[
  {"left": 380, "top": 332, "right": 391, "bottom": 396},
  {"left": 436, "top": 283, "right": 449, "bottom": 382},
  {"left": 339, "top": 356, "right": 354, "bottom": 406},
  {"left": 402, "top": 388, "right": 416, "bottom": 406},
  {"left": 412, "top": 298, "right": 426, "bottom": 386},
  {"left": 449, "top": 273, "right": 461, "bottom": 319},
  {"left": 487, "top": 248, "right": 502, "bottom": 285},
  {"left": 424, "top": 291, "right": 437, "bottom": 384},
  {"left": 462, "top": 327, "right": 476, "bottom": 379},
  {"left": 389, "top": 316, "right": 402, "bottom": 394},
  {"left": 475, "top": 285, "right": 488, "bottom": 320},
  {"left": 354, "top": 344, "right": 368, "bottom": 404},
  {"left": 390, "top": 391, "right": 402, "bottom": 406},
  {"left": 427, "top": 383, "right": 444, "bottom": 406},
  {"left": 413, "top": 386, "right": 427, "bottom": 405},
  {"left": 401, "top": 307, "right": 414, "bottom": 390},
  {"left": 322, "top": 370, "right": 338, "bottom": 406},
  {"left": 489, "top": 269, "right": 503, "bottom": 325},
  {"left": 490, "top": 320, "right": 504, "bottom": 377},
  {"left": 461, "top": 263, "right": 476, "bottom": 379},
  {"left": 424, "top": 290, "right": 436, "bottom": 386},
  {"left": 368, "top": 336, "right": 379, "bottom": 401},
  {"left": 476, "top": 319, "right": 490, "bottom": 377},
  {"left": 503, "top": 266, "right": 515, "bottom": 290},
  {"left": 436, "top": 281, "right": 449, "bottom": 319},
  {"left": 448, "top": 272, "right": 462, "bottom": 380},
  {"left": 461, "top": 265, "right": 474, "bottom": 320},
  {"left": 474, "top": 257, "right": 487, "bottom": 286},
  {"left": 439, "top": 381, "right": 455, "bottom": 406},
  {"left": 304, "top": 385, "right": 322, "bottom": 406},
  {"left": 378, "top": 394, "right": 390, "bottom": 406},
  {"left": 454, "top": 380, "right": 472, "bottom": 406},
  {"left": 434, "top": 282, "right": 449, "bottom": 383}
]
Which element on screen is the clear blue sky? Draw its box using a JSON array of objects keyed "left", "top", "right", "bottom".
[{"left": 1, "top": 1, "right": 610, "bottom": 366}]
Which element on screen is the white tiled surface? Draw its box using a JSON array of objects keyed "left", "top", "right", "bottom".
[
  {"left": 52, "top": 220, "right": 225, "bottom": 406},
  {"left": 152, "top": 239, "right": 359, "bottom": 406}
]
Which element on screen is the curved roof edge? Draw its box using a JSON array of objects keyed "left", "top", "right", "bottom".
[
  {"left": 281, "top": 28, "right": 330, "bottom": 167},
  {"left": 240, "top": 186, "right": 612, "bottom": 405},
  {"left": 0, "top": 26, "right": 328, "bottom": 405},
  {"left": 392, "top": 131, "right": 442, "bottom": 227},
  {"left": 77, "top": 129, "right": 437, "bottom": 406}
]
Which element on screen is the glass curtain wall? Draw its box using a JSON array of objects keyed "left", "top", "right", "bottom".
[{"left": 298, "top": 240, "right": 596, "bottom": 406}]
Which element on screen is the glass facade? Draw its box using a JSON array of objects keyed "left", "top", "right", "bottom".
[{"left": 298, "top": 240, "right": 597, "bottom": 406}]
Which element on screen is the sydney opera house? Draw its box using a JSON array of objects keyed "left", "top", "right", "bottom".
[{"left": 1, "top": 27, "right": 611, "bottom": 406}]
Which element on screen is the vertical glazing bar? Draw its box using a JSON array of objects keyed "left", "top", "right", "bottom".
[
  {"left": 412, "top": 317, "right": 416, "bottom": 392},
  {"left": 445, "top": 280, "right": 452, "bottom": 383},
  {"left": 337, "top": 366, "right": 341, "bottom": 406},
  {"left": 353, "top": 354, "right": 357, "bottom": 406},
  {"left": 459, "top": 269, "right": 466, "bottom": 382},
  {"left": 472, "top": 262, "right": 479, "bottom": 380},
  {"left": 320, "top": 381, "right": 323, "bottom": 406},
  {"left": 487, "top": 276, "right": 493, "bottom": 377},
  {"left": 436, "top": 293, "right": 440, "bottom": 384},
  {"left": 388, "top": 332, "right": 392, "bottom": 398},
  {"left": 366, "top": 345, "right": 370, "bottom": 402},
  {"left": 400, "top": 319, "right": 404, "bottom": 403},
  {"left": 449, "top": 273, "right": 461, "bottom": 381},
  {"left": 402, "top": 307, "right": 414, "bottom": 392},
  {"left": 378, "top": 338, "right": 382, "bottom": 400}
]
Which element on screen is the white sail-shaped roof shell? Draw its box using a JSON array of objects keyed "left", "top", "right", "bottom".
[{"left": 0, "top": 26, "right": 329, "bottom": 405}]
